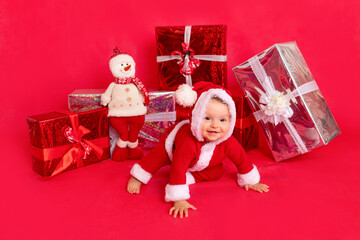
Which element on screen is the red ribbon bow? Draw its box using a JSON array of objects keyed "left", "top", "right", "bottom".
[
  {"left": 50, "top": 111, "right": 104, "bottom": 177},
  {"left": 64, "top": 126, "right": 93, "bottom": 159},
  {"left": 171, "top": 43, "right": 200, "bottom": 76}
]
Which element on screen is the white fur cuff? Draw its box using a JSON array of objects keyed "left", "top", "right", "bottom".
[
  {"left": 237, "top": 165, "right": 260, "bottom": 187},
  {"left": 165, "top": 184, "right": 190, "bottom": 202},
  {"left": 186, "top": 172, "right": 196, "bottom": 185},
  {"left": 130, "top": 163, "right": 152, "bottom": 184},
  {"left": 128, "top": 140, "right": 139, "bottom": 148},
  {"left": 117, "top": 138, "right": 128, "bottom": 148}
]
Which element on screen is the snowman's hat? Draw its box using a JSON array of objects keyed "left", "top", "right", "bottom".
[{"left": 110, "top": 47, "right": 128, "bottom": 59}]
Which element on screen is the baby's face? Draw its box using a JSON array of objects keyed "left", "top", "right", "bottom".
[{"left": 201, "top": 98, "right": 231, "bottom": 142}]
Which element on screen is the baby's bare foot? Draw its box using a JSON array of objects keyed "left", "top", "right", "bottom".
[{"left": 127, "top": 177, "right": 142, "bottom": 194}]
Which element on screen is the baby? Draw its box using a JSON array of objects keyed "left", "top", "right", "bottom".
[{"left": 127, "top": 82, "right": 269, "bottom": 218}]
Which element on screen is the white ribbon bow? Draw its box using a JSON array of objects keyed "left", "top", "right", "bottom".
[
  {"left": 157, "top": 26, "right": 227, "bottom": 86},
  {"left": 249, "top": 56, "right": 319, "bottom": 154}
]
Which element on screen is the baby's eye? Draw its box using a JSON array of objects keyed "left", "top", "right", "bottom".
[
  {"left": 205, "top": 116, "right": 211, "bottom": 121},
  {"left": 220, "top": 118, "right": 227, "bottom": 122}
]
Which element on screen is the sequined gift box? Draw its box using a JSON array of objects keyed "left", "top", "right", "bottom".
[
  {"left": 156, "top": 25, "right": 227, "bottom": 90},
  {"left": 138, "top": 91, "right": 176, "bottom": 149},
  {"left": 233, "top": 42, "right": 340, "bottom": 161},
  {"left": 26, "top": 108, "right": 110, "bottom": 177},
  {"left": 232, "top": 96, "right": 259, "bottom": 152},
  {"left": 68, "top": 89, "right": 105, "bottom": 112}
]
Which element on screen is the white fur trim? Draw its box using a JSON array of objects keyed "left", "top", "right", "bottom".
[
  {"left": 117, "top": 138, "right": 128, "bottom": 148},
  {"left": 165, "top": 184, "right": 190, "bottom": 202},
  {"left": 175, "top": 84, "right": 197, "bottom": 107},
  {"left": 130, "top": 163, "right": 152, "bottom": 184},
  {"left": 237, "top": 165, "right": 260, "bottom": 187},
  {"left": 186, "top": 172, "right": 196, "bottom": 185},
  {"left": 165, "top": 120, "right": 190, "bottom": 160},
  {"left": 191, "top": 88, "right": 236, "bottom": 144},
  {"left": 128, "top": 140, "right": 138, "bottom": 148},
  {"left": 188, "top": 142, "right": 216, "bottom": 172}
]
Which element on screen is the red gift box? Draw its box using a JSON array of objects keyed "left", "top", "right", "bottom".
[
  {"left": 156, "top": 25, "right": 227, "bottom": 90},
  {"left": 26, "top": 108, "right": 110, "bottom": 177},
  {"left": 232, "top": 96, "right": 259, "bottom": 152}
]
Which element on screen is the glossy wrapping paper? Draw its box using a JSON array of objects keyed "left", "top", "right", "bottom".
[
  {"left": 156, "top": 25, "right": 227, "bottom": 90},
  {"left": 68, "top": 89, "right": 105, "bottom": 112},
  {"left": 138, "top": 91, "right": 176, "bottom": 149},
  {"left": 26, "top": 108, "right": 110, "bottom": 176},
  {"left": 233, "top": 42, "right": 340, "bottom": 161},
  {"left": 232, "top": 96, "right": 259, "bottom": 152}
]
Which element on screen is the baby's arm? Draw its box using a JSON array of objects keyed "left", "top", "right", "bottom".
[
  {"left": 166, "top": 131, "right": 197, "bottom": 218},
  {"left": 227, "top": 136, "right": 270, "bottom": 193},
  {"left": 101, "top": 82, "right": 115, "bottom": 106}
]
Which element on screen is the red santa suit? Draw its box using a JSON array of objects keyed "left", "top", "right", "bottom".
[{"left": 130, "top": 82, "right": 260, "bottom": 202}]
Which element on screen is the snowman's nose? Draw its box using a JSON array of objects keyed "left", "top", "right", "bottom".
[{"left": 124, "top": 65, "right": 131, "bottom": 71}]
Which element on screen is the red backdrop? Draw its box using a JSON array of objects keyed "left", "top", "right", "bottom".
[{"left": 1, "top": 0, "right": 359, "bottom": 239}]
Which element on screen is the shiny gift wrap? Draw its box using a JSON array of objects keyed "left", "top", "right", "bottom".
[
  {"left": 233, "top": 42, "right": 340, "bottom": 161},
  {"left": 156, "top": 25, "right": 227, "bottom": 90},
  {"left": 232, "top": 96, "right": 259, "bottom": 152},
  {"left": 138, "top": 91, "right": 176, "bottom": 149},
  {"left": 26, "top": 108, "right": 110, "bottom": 177},
  {"left": 68, "top": 89, "right": 105, "bottom": 112}
]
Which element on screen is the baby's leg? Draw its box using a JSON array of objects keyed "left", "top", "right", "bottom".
[
  {"left": 127, "top": 139, "right": 171, "bottom": 194},
  {"left": 191, "top": 163, "right": 224, "bottom": 182}
]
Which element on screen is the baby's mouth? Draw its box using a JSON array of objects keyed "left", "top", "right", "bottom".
[{"left": 207, "top": 130, "right": 219, "bottom": 134}]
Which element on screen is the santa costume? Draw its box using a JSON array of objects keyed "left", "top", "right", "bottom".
[
  {"left": 130, "top": 82, "right": 261, "bottom": 202},
  {"left": 101, "top": 47, "right": 149, "bottom": 161}
]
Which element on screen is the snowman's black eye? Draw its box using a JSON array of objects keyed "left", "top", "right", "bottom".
[{"left": 126, "top": 63, "right": 129, "bottom": 66}]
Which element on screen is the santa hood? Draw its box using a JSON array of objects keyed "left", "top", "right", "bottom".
[{"left": 175, "top": 82, "right": 237, "bottom": 145}]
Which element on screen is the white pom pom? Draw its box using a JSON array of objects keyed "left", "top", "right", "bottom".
[{"left": 175, "top": 84, "right": 197, "bottom": 107}]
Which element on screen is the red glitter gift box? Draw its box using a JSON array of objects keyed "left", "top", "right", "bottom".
[
  {"left": 156, "top": 25, "right": 227, "bottom": 90},
  {"left": 232, "top": 96, "right": 259, "bottom": 152},
  {"left": 26, "top": 108, "right": 110, "bottom": 177}
]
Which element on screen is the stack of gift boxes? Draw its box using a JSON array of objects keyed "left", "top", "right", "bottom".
[{"left": 27, "top": 25, "right": 340, "bottom": 177}]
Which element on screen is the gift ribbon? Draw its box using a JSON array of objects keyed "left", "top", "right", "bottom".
[
  {"left": 156, "top": 25, "right": 227, "bottom": 86},
  {"left": 31, "top": 110, "right": 107, "bottom": 177},
  {"left": 248, "top": 56, "right": 319, "bottom": 153},
  {"left": 235, "top": 116, "right": 255, "bottom": 130}
]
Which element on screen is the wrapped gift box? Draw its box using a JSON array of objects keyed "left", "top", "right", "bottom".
[
  {"left": 232, "top": 96, "right": 259, "bottom": 152},
  {"left": 68, "top": 89, "right": 105, "bottom": 112},
  {"left": 26, "top": 108, "right": 110, "bottom": 177},
  {"left": 138, "top": 91, "right": 176, "bottom": 149},
  {"left": 156, "top": 25, "right": 227, "bottom": 90},
  {"left": 233, "top": 42, "right": 340, "bottom": 161}
]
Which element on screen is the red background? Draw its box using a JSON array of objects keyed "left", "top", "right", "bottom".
[{"left": 1, "top": 0, "right": 359, "bottom": 239}]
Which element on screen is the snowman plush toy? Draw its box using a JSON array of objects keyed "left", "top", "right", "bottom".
[{"left": 101, "top": 47, "right": 149, "bottom": 161}]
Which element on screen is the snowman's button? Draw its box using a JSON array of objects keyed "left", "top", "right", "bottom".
[
  {"left": 125, "top": 87, "right": 130, "bottom": 93},
  {"left": 127, "top": 97, "right": 132, "bottom": 102}
]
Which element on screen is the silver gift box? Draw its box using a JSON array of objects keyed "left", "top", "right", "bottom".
[{"left": 233, "top": 42, "right": 340, "bottom": 161}]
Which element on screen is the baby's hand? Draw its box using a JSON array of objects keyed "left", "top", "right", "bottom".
[
  {"left": 169, "top": 200, "right": 197, "bottom": 218},
  {"left": 244, "top": 183, "right": 269, "bottom": 193}
]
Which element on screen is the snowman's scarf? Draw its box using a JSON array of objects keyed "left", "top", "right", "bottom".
[{"left": 114, "top": 76, "right": 150, "bottom": 105}]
